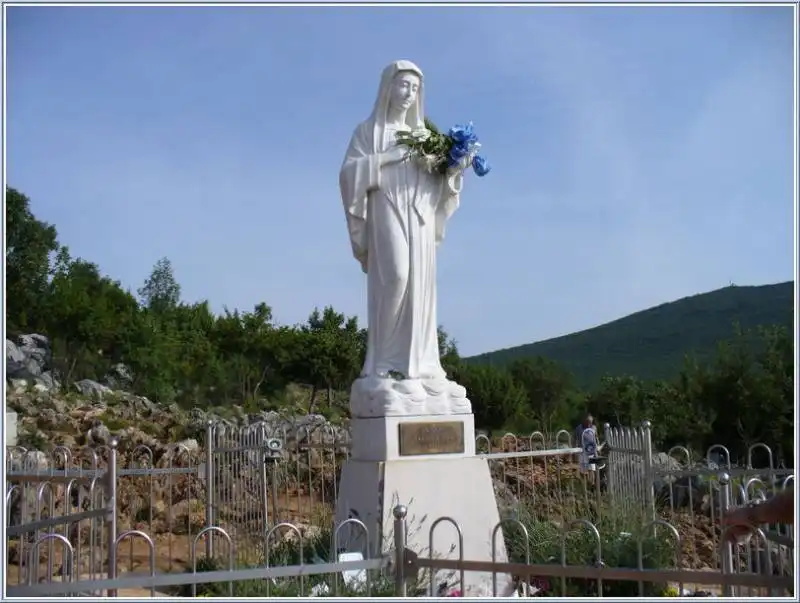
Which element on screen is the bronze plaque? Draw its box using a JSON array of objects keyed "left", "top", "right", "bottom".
[{"left": 398, "top": 421, "right": 465, "bottom": 456}]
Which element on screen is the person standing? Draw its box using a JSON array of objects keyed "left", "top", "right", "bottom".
[{"left": 575, "top": 414, "right": 600, "bottom": 473}]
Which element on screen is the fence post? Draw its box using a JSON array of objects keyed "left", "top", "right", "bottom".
[
  {"left": 260, "top": 445, "right": 269, "bottom": 528},
  {"left": 205, "top": 420, "right": 215, "bottom": 559},
  {"left": 603, "top": 423, "right": 614, "bottom": 508},
  {"left": 393, "top": 505, "right": 408, "bottom": 596},
  {"left": 602, "top": 423, "right": 612, "bottom": 504},
  {"left": 641, "top": 421, "right": 656, "bottom": 524},
  {"left": 718, "top": 472, "right": 734, "bottom": 597},
  {"left": 106, "top": 436, "right": 119, "bottom": 597}
]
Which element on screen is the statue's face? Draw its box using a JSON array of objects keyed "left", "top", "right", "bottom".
[{"left": 389, "top": 71, "right": 420, "bottom": 112}]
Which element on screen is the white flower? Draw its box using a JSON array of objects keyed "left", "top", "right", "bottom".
[
  {"left": 411, "top": 128, "right": 431, "bottom": 142},
  {"left": 421, "top": 154, "right": 438, "bottom": 173}
]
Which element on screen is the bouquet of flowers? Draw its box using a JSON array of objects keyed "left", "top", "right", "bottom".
[{"left": 396, "top": 118, "right": 491, "bottom": 177}]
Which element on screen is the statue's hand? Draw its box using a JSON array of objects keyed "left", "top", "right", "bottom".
[
  {"left": 445, "top": 169, "right": 464, "bottom": 195},
  {"left": 381, "top": 145, "right": 408, "bottom": 167}
]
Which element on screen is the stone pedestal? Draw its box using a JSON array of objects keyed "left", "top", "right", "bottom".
[
  {"left": 334, "top": 413, "right": 512, "bottom": 596},
  {"left": 350, "top": 414, "right": 477, "bottom": 461}
]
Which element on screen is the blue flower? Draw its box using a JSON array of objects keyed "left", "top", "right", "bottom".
[
  {"left": 448, "top": 142, "right": 470, "bottom": 166},
  {"left": 472, "top": 155, "right": 491, "bottom": 177},
  {"left": 449, "top": 122, "right": 479, "bottom": 146}
]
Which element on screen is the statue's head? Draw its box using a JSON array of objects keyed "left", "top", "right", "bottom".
[
  {"left": 388, "top": 70, "right": 421, "bottom": 114},
  {"left": 368, "top": 60, "right": 425, "bottom": 149}
]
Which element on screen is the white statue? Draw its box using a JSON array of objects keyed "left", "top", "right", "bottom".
[{"left": 339, "top": 60, "right": 472, "bottom": 418}]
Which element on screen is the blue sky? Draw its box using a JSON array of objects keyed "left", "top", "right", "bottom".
[{"left": 6, "top": 5, "right": 795, "bottom": 356}]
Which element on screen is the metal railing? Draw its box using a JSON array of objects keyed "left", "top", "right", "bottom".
[
  {"left": 5, "top": 501, "right": 793, "bottom": 597},
  {"left": 5, "top": 420, "right": 794, "bottom": 596}
]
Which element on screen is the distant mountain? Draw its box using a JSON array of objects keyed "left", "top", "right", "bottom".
[{"left": 466, "top": 282, "right": 794, "bottom": 388}]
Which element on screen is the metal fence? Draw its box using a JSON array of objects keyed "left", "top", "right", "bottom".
[
  {"left": 5, "top": 420, "right": 795, "bottom": 597},
  {"left": 5, "top": 503, "right": 794, "bottom": 597}
]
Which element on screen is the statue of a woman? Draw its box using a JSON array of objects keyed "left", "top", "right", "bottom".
[{"left": 339, "top": 60, "right": 471, "bottom": 418}]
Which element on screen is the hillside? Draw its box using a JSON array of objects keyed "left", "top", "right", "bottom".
[{"left": 467, "top": 282, "right": 794, "bottom": 388}]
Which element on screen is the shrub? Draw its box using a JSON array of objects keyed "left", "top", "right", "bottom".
[
  {"left": 505, "top": 502, "right": 677, "bottom": 597},
  {"left": 175, "top": 525, "right": 400, "bottom": 597}
]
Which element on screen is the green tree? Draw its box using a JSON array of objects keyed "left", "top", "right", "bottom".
[
  {"left": 44, "top": 252, "right": 139, "bottom": 386},
  {"left": 124, "top": 309, "right": 181, "bottom": 403},
  {"left": 297, "top": 307, "right": 363, "bottom": 413},
  {"left": 169, "top": 301, "right": 225, "bottom": 406},
  {"left": 689, "top": 325, "right": 794, "bottom": 464},
  {"left": 210, "top": 304, "right": 277, "bottom": 406},
  {"left": 658, "top": 361, "right": 716, "bottom": 454},
  {"left": 508, "top": 357, "right": 574, "bottom": 432},
  {"left": 450, "top": 363, "right": 527, "bottom": 431},
  {"left": 138, "top": 257, "right": 181, "bottom": 314},
  {"left": 437, "top": 326, "right": 461, "bottom": 374},
  {"left": 5, "top": 187, "right": 60, "bottom": 332},
  {"left": 584, "top": 375, "right": 647, "bottom": 428}
]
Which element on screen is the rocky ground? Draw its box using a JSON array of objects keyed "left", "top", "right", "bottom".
[{"left": 7, "top": 334, "right": 349, "bottom": 456}]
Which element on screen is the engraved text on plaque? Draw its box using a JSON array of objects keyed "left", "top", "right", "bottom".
[{"left": 398, "top": 421, "right": 465, "bottom": 456}]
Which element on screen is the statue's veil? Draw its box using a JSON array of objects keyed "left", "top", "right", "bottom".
[{"left": 367, "top": 60, "right": 425, "bottom": 152}]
